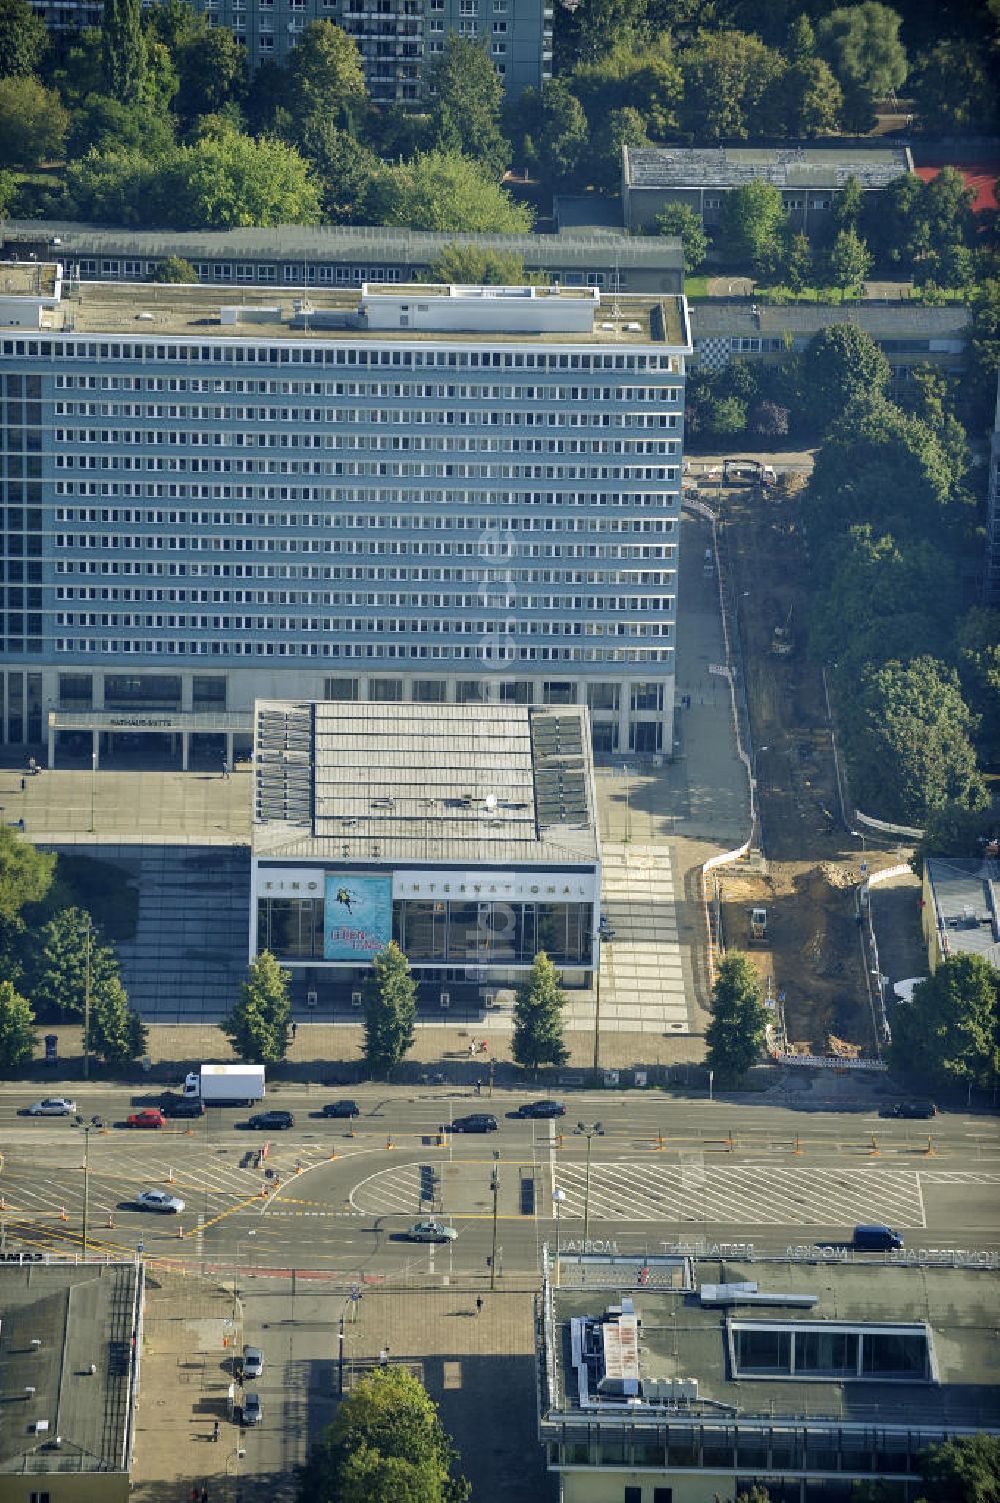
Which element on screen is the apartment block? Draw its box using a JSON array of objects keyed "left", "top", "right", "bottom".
[{"left": 0, "top": 270, "right": 691, "bottom": 760}]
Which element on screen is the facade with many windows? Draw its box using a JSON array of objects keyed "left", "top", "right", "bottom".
[
  {"left": 0, "top": 273, "right": 690, "bottom": 758},
  {"left": 27, "top": 0, "right": 550, "bottom": 98}
]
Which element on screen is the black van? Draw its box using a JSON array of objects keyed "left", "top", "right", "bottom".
[{"left": 853, "top": 1223, "right": 903, "bottom": 1251}]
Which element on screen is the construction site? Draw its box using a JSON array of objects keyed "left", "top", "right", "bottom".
[{"left": 704, "top": 462, "right": 894, "bottom": 1059}]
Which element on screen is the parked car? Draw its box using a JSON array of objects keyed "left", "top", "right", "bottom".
[
  {"left": 406, "top": 1220, "right": 458, "bottom": 1243},
  {"left": 242, "top": 1391, "right": 262, "bottom": 1426},
  {"left": 451, "top": 1114, "right": 498, "bottom": 1133},
  {"left": 160, "top": 1094, "right": 204, "bottom": 1119},
  {"left": 134, "top": 1189, "right": 185, "bottom": 1215},
  {"left": 247, "top": 1110, "right": 294, "bottom": 1131},
  {"left": 322, "top": 1100, "right": 360, "bottom": 1118},
  {"left": 241, "top": 1345, "right": 264, "bottom": 1380},
  {"left": 513, "top": 1100, "right": 566, "bottom": 1119},
  {"left": 27, "top": 1097, "right": 77, "bottom": 1116},
  {"left": 878, "top": 1102, "right": 937, "bottom": 1120},
  {"left": 127, "top": 1110, "right": 165, "bottom": 1130}
]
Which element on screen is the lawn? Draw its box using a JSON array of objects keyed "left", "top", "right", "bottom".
[{"left": 684, "top": 275, "right": 711, "bottom": 300}]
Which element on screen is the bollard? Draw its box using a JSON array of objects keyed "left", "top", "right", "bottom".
[
  {"left": 166, "top": 1168, "right": 176, "bottom": 1183},
  {"left": 177, "top": 1223, "right": 183, "bottom": 1238},
  {"left": 60, "top": 1206, "right": 68, "bottom": 1221},
  {"left": 185, "top": 1126, "right": 193, "bottom": 1136},
  {"left": 258, "top": 1184, "right": 268, "bottom": 1198},
  {"left": 924, "top": 1135, "right": 937, "bottom": 1157},
  {"left": 868, "top": 1133, "right": 880, "bottom": 1158},
  {"left": 101, "top": 1125, "right": 109, "bottom": 1135},
  {"left": 386, "top": 1136, "right": 395, "bottom": 1150},
  {"left": 556, "top": 1133, "right": 564, "bottom": 1150},
  {"left": 107, "top": 1212, "right": 114, "bottom": 1228},
  {"left": 655, "top": 1132, "right": 665, "bottom": 1151},
  {"left": 329, "top": 1146, "right": 337, "bottom": 1160},
  {"left": 793, "top": 1135, "right": 802, "bottom": 1156}
]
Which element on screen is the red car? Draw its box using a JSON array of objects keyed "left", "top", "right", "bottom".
[{"left": 127, "top": 1110, "right": 165, "bottom": 1129}]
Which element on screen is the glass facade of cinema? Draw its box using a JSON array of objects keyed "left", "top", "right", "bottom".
[{"left": 256, "top": 895, "right": 593, "bottom": 966}]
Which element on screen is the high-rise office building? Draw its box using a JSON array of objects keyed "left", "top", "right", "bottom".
[
  {"left": 28, "top": 0, "right": 551, "bottom": 99},
  {"left": 0, "top": 269, "right": 690, "bottom": 757}
]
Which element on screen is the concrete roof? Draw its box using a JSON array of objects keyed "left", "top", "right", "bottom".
[
  {"left": 1, "top": 217, "right": 683, "bottom": 272},
  {"left": 624, "top": 143, "right": 912, "bottom": 192},
  {"left": 0, "top": 274, "right": 688, "bottom": 347},
  {"left": 0, "top": 1262, "right": 140, "bottom": 1478},
  {"left": 925, "top": 858, "right": 1000, "bottom": 968},
  {"left": 690, "top": 302, "right": 970, "bottom": 343},
  {"left": 548, "top": 1258, "right": 1000, "bottom": 1432},
  {"left": 252, "top": 701, "right": 600, "bottom": 868}
]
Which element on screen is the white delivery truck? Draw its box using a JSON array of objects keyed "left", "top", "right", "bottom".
[{"left": 182, "top": 1064, "right": 265, "bottom": 1106}]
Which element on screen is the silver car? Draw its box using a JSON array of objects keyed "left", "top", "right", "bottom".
[
  {"left": 135, "top": 1189, "right": 185, "bottom": 1215},
  {"left": 241, "top": 1346, "right": 263, "bottom": 1380},
  {"left": 27, "top": 1097, "right": 77, "bottom": 1116},
  {"left": 406, "top": 1220, "right": 458, "bottom": 1243},
  {"left": 242, "top": 1391, "right": 262, "bottom": 1426}
]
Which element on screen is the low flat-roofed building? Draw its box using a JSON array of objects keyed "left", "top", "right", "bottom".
[
  {"left": 623, "top": 142, "right": 913, "bottom": 236},
  {"left": 690, "top": 301, "right": 969, "bottom": 387},
  {"left": 539, "top": 1254, "right": 1000, "bottom": 1503},
  {"left": 251, "top": 700, "right": 600, "bottom": 1003},
  {"left": 921, "top": 857, "right": 1000, "bottom": 974},
  {"left": 0, "top": 219, "right": 685, "bottom": 297},
  {"left": 0, "top": 1260, "right": 142, "bottom": 1503}
]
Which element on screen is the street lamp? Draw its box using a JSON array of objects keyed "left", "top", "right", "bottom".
[
  {"left": 552, "top": 1187, "right": 566, "bottom": 1285},
  {"left": 89, "top": 749, "right": 97, "bottom": 833},
  {"left": 575, "top": 1122, "right": 603, "bottom": 1251},
  {"left": 490, "top": 1150, "right": 501, "bottom": 1291},
  {"left": 227, "top": 1445, "right": 247, "bottom": 1503},
  {"left": 81, "top": 1123, "right": 92, "bottom": 1257},
  {"left": 82, "top": 914, "right": 92, "bottom": 1081},
  {"left": 850, "top": 828, "right": 868, "bottom": 855}
]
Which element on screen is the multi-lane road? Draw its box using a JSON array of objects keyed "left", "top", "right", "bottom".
[{"left": 2, "top": 1086, "right": 999, "bottom": 1278}]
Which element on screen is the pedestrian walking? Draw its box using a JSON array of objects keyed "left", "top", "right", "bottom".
[
  {"left": 202, "top": 1489, "right": 210, "bottom": 1503},
  {"left": 291, "top": 1021, "right": 297, "bottom": 1041},
  {"left": 212, "top": 1420, "right": 220, "bottom": 1442},
  {"left": 475, "top": 1079, "right": 482, "bottom": 1096},
  {"left": 475, "top": 1295, "right": 484, "bottom": 1317},
  {"left": 468, "top": 1041, "right": 475, "bottom": 1059}
]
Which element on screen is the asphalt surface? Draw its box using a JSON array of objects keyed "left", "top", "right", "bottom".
[{"left": 3, "top": 1085, "right": 999, "bottom": 1277}]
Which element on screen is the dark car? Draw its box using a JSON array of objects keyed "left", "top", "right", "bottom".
[
  {"left": 451, "top": 1113, "right": 498, "bottom": 1133},
  {"left": 514, "top": 1100, "right": 566, "bottom": 1119},
  {"left": 160, "top": 1094, "right": 204, "bottom": 1119},
  {"left": 879, "top": 1101, "right": 937, "bottom": 1120},
  {"left": 322, "top": 1100, "right": 360, "bottom": 1118},
  {"left": 248, "top": 1110, "right": 294, "bottom": 1131}
]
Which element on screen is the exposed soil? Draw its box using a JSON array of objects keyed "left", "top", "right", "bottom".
[{"left": 713, "top": 480, "right": 876, "bottom": 1052}]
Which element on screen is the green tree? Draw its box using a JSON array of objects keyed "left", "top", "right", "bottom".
[
  {"left": 961, "top": 277, "right": 1000, "bottom": 436},
  {"left": 717, "top": 180, "right": 788, "bottom": 279},
  {"left": 912, "top": 41, "right": 999, "bottom": 137},
  {"left": 568, "top": 36, "right": 681, "bottom": 140},
  {"left": 707, "top": 393, "right": 748, "bottom": 438},
  {"left": 783, "top": 230, "right": 812, "bottom": 292},
  {"left": 285, "top": 20, "right": 366, "bottom": 133},
  {"left": 801, "top": 323, "right": 890, "bottom": 433},
  {"left": 0, "top": 979, "right": 36, "bottom": 1071},
  {"left": 89, "top": 973, "right": 147, "bottom": 1068},
  {"left": 362, "top": 941, "right": 416, "bottom": 1078},
  {"left": 296, "top": 116, "right": 379, "bottom": 223},
  {"left": 785, "top": 13, "right": 816, "bottom": 63},
  {"left": 0, "top": 0, "right": 48, "bottom": 78},
  {"left": 816, "top": 2, "right": 908, "bottom": 100},
  {"left": 298, "top": 1366, "right": 470, "bottom": 1503},
  {"left": 843, "top": 656, "right": 988, "bottom": 824},
  {"left": 832, "top": 174, "right": 863, "bottom": 233},
  {"left": 567, "top": 0, "right": 649, "bottom": 67},
  {"left": 0, "top": 166, "right": 13, "bottom": 215},
  {"left": 513, "top": 79, "right": 589, "bottom": 188},
  {"left": 174, "top": 26, "right": 247, "bottom": 121},
  {"left": 827, "top": 226, "right": 872, "bottom": 293},
  {"left": 705, "top": 954, "right": 768, "bottom": 1082},
  {"left": 150, "top": 254, "right": 198, "bottom": 282},
  {"left": 428, "top": 36, "right": 509, "bottom": 179},
  {"left": 222, "top": 950, "right": 291, "bottom": 1064},
  {"left": 68, "top": 93, "right": 175, "bottom": 159},
  {"left": 680, "top": 29, "right": 784, "bottom": 141},
  {"left": 59, "top": 145, "right": 160, "bottom": 224},
  {"left": 0, "top": 827, "right": 55, "bottom": 924},
  {"left": 367, "top": 149, "right": 533, "bottom": 232},
  {"left": 654, "top": 203, "right": 709, "bottom": 272},
  {"left": 779, "top": 56, "right": 842, "bottom": 136},
  {"left": 425, "top": 242, "right": 539, "bottom": 285},
  {"left": 592, "top": 105, "right": 649, "bottom": 191},
  {"left": 890, "top": 955, "right": 999, "bottom": 1092},
  {"left": 102, "top": 0, "right": 146, "bottom": 104},
  {"left": 29, "top": 908, "right": 118, "bottom": 1020},
  {"left": 910, "top": 804, "right": 1000, "bottom": 872},
  {"left": 917, "top": 1434, "right": 1000, "bottom": 1502},
  {"left": 0, "top": 76, "right": 69, "bottom": 166},
  {"left": 511, "top": 951, "right": 568, "bottom": 1071},
  {"left": 955, "top": 607, "right": 1000, "bottom": 765}
]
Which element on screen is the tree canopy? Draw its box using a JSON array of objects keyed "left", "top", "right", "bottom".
[
  {"left": 0, "top": 76, "right": 69, "bottom": 167},
  {"left": 800, "top": 325, "right": 890, "bottom": 435},
  {"left": 717, "top": 180, "right": 788, "bottom": 279},
  {"left": 223, "top": 949, "right": 291, "bottom": 1064},
  {"left": 424, "top": 242, "right": 538, "bottom": 286},
  {"left": 0, "top": 979, "right": 36, "bottom": 1072},
  {"left": 0, "top": 0, "right": 48, "bottom": 79},
  {"left": 427, "top": 36, "right": 509, "bottom": 179},
  {"left": 705, "top": 953, "right": 768, "bottom": 1081},
  {"left": 285, "top": 20, "right": 366, "bottom": 134},
  {"left": 366, "top": 149, "right": 533, "bottom": 233},
  {"left": 512, "top": 951, "right": 569, "bottom": 1071},
  {"left": 102, "top": 0, "right": 146, "bottom": 104},
  {"left": 654, "top": 202, "right": 709, "bottom": 271},
  {"left": 816, "top": 2, "right": 908, "bottom": 101},
  {"left": 917, "top": 1434, "right": 1000, "bottom": 1503},
  {"left": 298, "top": 1366, "right": 469, "bottom": 1503},
  {"left": 362, "top": 942, "right": 417, "bottom": 1077},
  {"left": 679, "top": 29, "right": 784, "bottom": 140},
  {"left": 890, "top": 954, "right": 999, "bottom": 1092},
  {"left": 0, "top": 828, "right": 55, "bottom": 925}
]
